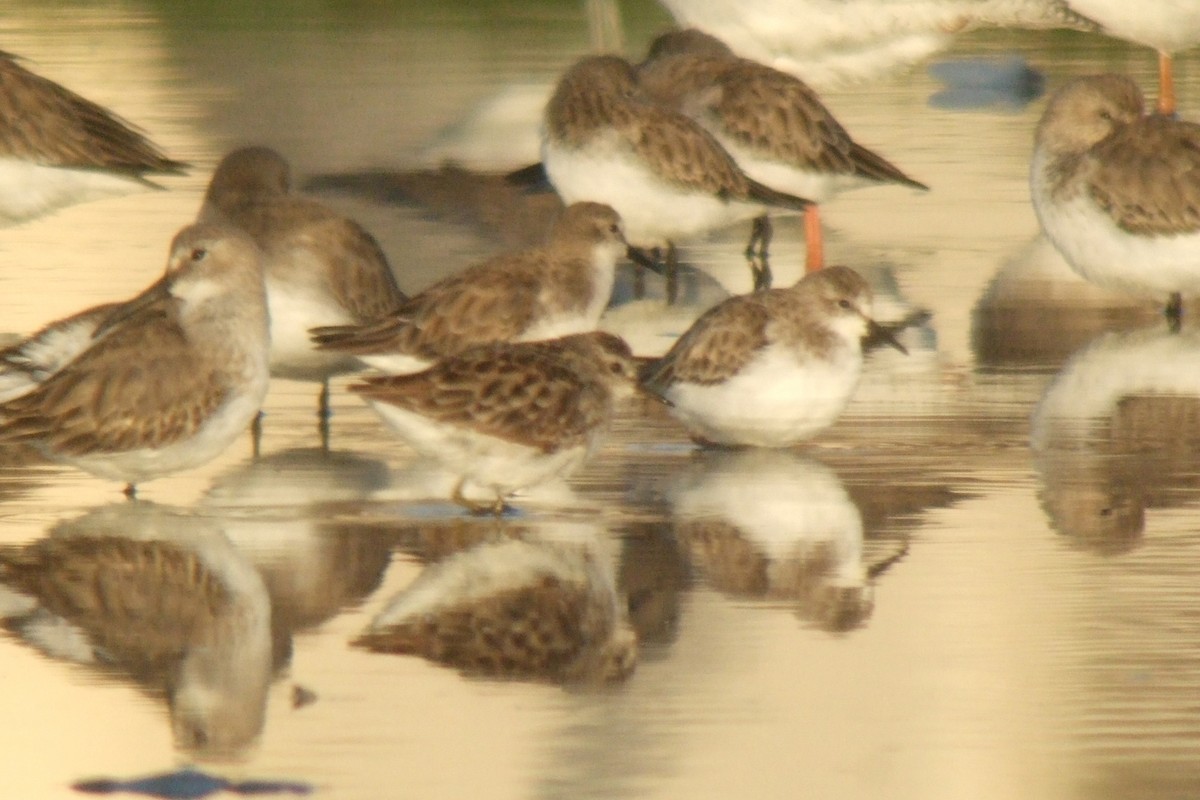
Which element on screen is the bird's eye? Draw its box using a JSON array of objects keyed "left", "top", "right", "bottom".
[
  {"left": 190, "top": 247, "right": 208, "bottom": 262},
  {"left": 838, "top": 299, "right": 852, "bottom": 310},
  {"left": 609, "top": 223, "right": 621, "bottom": 235},
  {"left": 1098, "top": 109, "right": 1113, "bottom": 122}
]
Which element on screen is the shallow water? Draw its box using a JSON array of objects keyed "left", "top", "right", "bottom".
[{"left": 2, "top": 3, "right": 1200, "bottom": 799}]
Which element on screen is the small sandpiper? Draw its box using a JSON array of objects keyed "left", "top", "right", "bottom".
[
  {"left": 636, "top": 28, "right": 927, "bottom": 284},
  {"left": 0, "top": 223, "right": 270, "bottom": 497},
  {"left": 1030, "top": 74, "right": 1200, "bottom": 324},
  {"left": 641, "top": 265, "right": 904, "bottom": 447},
  {"left": 311, "top": 202, "right": 625, "bottom": 374},
  {"left": 350, "top": 331, "right": 637, "bottom": 514},
  {"left": 540, "top": 54, "right": 812, "bottom": 302},
  {"left": 197, "top": 146, "right": 408, "bottom": 447}
]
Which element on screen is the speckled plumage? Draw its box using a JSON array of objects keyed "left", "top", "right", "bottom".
[
  {"left": 351, "top": 332, "right": 637, "bottom": 511},
  {"left": 0, "top": 302, "right": 118, "bottom": 404},
  {"left": 311, "top": 202, "right": 625, "bottom": 372},
  {"left": 0, "top": 51, "right": 184, "bottom": 172}
]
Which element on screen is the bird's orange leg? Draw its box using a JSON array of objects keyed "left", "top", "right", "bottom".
[
  {"left": 1158, "top": 51, "right": 1176, "bottom": 116},
  {"left": 804, "top": 205, "right": 825, "bottom": 273}
]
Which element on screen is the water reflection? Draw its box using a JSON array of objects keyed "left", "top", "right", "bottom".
[
  {"left": 670, "top": 449, "right": 904, "bottom": 632},
  {"left": 357, "top": 523, "right": 636, "bottom": 686},
  {"left": 202, "top": 448, "right": 395, "bottom": 641},
  {"left": 0, "top": 502, "right": 271, "bottom": 758},
  {"left": 972, "top": 235, "right": 1156, "bottom": 370},
  {"left": 1032, "top": 323, "right": 1200, "bottom": 552}
]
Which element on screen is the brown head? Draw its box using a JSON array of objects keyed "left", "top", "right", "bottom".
[
  {"left": 1035, "top": 74, "right": 1144, "bottom": 158},
  {"left": 202, "top": 146, "right": 292, "bottom": 211},
  {"left": 790, "top": 266, "right": 905, "bottom": 354},
  {"left": 547, "top": 202, "right": 626, "bottom": 254},
  {"left": 643, "top": 28, "right": 735, "bottom": 63},
  {"left": 554, "top": 331, "right": 639, "bottom": 395},
  {"left": 546, "top": 55, "right": 640, "bottom": 142}
]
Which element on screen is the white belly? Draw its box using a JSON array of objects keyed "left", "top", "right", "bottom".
[
  {"left": 62, "top": 370, "right": 269, "bottom": 485},
  {"left": 543, "top": 135, "right": 760, "bottom": 247},
  {"left": 664, "top": 344, "right": 862, "bottom": 446},
  {"left": 1066, "top": 0, "right": 1200, "bottom": 53},
  {"left": 0, "top": 159, "right": 148, "bottom": 225},
  {"left": 1031, "top": 154, "right": 1200, "bottom": 296},
  {"left": 266, "top": 283, "right": 363, "bottom": 381},
  {"left": 368, "top": 401, "right": 593, "bottom": 496}
]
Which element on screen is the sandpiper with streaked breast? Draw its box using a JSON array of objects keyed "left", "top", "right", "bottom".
[
  {"left": 1030, "top": 74, "right": 1200, "bottom": 323},
  {"left": 0, "top": 222, "right": 270, "bottom": 497},
  {"left": 349, "top": 331, "right": 638, "bottom": 514},
  {"left": 636, "top": 28, "right": 928, "bottom": 284},
  {"left": 311, "top": 201, "right": 625, "bottom": 374},
  {"left": 641, "top": 265, "right": 905, "bottom": 447}
]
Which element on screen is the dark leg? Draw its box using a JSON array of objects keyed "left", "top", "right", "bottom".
[
  {"left": 665, "top": 241, "right": 679, "bottom": 305},
  {"left": 626, "top": 246, "right": 659, "bottom": 299},
  {"left": 1166, "top": 292, "right": 1183, "bottom": 332},
  {"left": 318, "top": 380, "right": 331, "bottom": 452},
  {"left": 250, "top": 411, "right": 264, "bottom": 459},
  {"left": 744, "top": 215, "right": 773, "bottom": 291},
  {"left": 452, "top": 479, "right": 513, "bottom": 516}
]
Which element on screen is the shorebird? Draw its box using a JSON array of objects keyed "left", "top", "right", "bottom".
[
  {"left": 636, "top": 28, "right": 928, "bottom": 283},
  {"left": 197, "top": 146, "right": 407, "bottom": 448},
  {"left": 0, "top": 223, "right": 270, "bottom": 497},
  {"left": 0, "top": 50, "right": 186, "bottom": 224},
  {"left": 311, "top": 202, "right": 625, "bottom": 374},
  {"left": 540, "top": 54, "right": 811, "bottom": 302},
  {"left": 1030, "top": 74, "right": 1200, "bottom": 324},
  {"left": 350, "top": 331, "right": 637, "bottom": 514},
  {"left": 641, "top": 265, "right": 904, "bottom": 446}
]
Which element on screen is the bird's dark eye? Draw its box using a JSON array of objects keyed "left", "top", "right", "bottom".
[
  {"left": 609, "top": 223, "right": 621, "bottom": 235},
  {"left": 190, "top": 247, "right": 208, "bottom": 262},
  {"left": 1098, "top": 109, "right": 1113, "bottom": 122},
  {"left": 838, "top": 299, "right": 852, "bottom": 310}
]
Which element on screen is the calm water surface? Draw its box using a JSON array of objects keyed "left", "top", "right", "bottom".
[{"left": 1, "top": 3, "right": 1200, "bottom": 799}]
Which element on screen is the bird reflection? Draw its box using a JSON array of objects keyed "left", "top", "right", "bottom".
[
  {"left": 0, "top": 502, "right": 272, "bottom": 758},
  {"left": 972, "top": 235, "right": 1157, "bottom": 371},
  {"left": 670, "top": 449, "right": 905, "bottom": 632},
  {"left": 355, "top": 528, "right": 636, "bottom": 686},
  {"left": 202, "top": 448, "right": 396, "bottom": 638},
  {"left": 1032, "top": 324, "right": 1200, "bottom": 552}
]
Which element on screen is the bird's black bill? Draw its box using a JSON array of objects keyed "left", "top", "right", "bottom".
[{"left": 865, "top": 319, "right": 908, "bottom": 355}]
